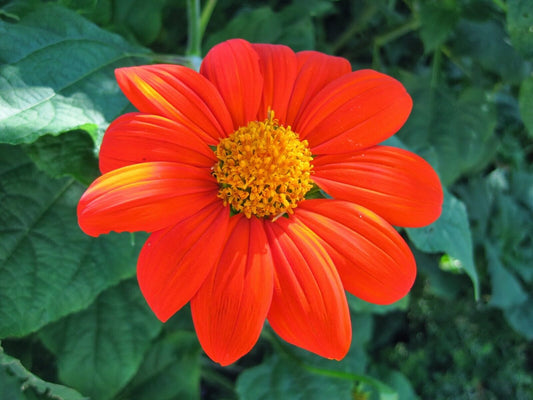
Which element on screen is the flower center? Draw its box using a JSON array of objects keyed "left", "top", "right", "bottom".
[{"left": 213, "top": 113, "right": 313, "bottom": 219}]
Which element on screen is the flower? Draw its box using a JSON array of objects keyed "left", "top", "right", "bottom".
[{"left": 77, "top": 39, "right": 443, "bottom": 366}]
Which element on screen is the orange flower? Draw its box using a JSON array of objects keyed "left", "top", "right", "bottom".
[{"left": 77, "top": 39, "right": 443, "bottom": 366}]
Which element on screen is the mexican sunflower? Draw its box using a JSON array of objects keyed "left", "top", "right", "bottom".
[{"left": 77, "top": 39, "right": 443, "bottom": 366}]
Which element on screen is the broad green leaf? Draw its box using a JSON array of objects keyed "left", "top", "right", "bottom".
[
  {"left": 453, "top": 178, "right": 493, "bottom": 244},
  {"left": 507, "top": 0, "right": 533, "bottom": 58},
  {"left": 489, "top": 191, "right": 533, "bottom": 284},
  {"left": 113, "top": 0, "right": 166, "bottom": 45},
  {"left": 39, "top": 279, "right": 162, "bottom": 400},
  {"left": 505, "top": 297, "right": 533, "bottom": 340},
  {"left": 400, "top": 77, "right": 497, "bottom": 186},
  {"left": 450, "top": 20, "right": 528, "bottom": 84},
  {"left": 23, "top": 130, "right": 100, "bottom": 185},
  {"left": 0, "top": 3, "right": 149, "bottom": 145},
  {"left": 118, "top": 331, "right": 202, "bottom": 400},
  {"left": 58, "top": 0, "right": 113, "bottom": 26},
  {"left": 236, "top": 354, "right": 354, "bottom": 400},
  {"left": 485, "top": 244, "right": 528, "bottom": 309},
  {"left": 519, "top": 76, "right": 533, "bottom": 138},
  {"left": 204, "top": 7, "right": 281, "bottom": 51},
  {"left": 406, "top": 190, "right": 479, "bottom": 299},
  {"left": 0, "top": 145, "right": 142, "bottom": 338},
  {"left": 277, "top": 3, "right": 315, "bottom": 51},
  {"left": 419, "top": 0, "right": 459, "bottom": 52},
  {"left": 1, "top": 345, "right": 88, "bottom": 400}
]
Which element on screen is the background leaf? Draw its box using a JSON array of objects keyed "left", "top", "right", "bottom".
[
  {"left": 0, "top": 3, "right": 148, "bottom": 145},
  {"left": 406, "top": 190, "right": 479, "bottom": 298},
  {"left": 23, "top": 130, "right": 100, "bottom": 185},
  {"left": 0, "top": 145, "right": 142, "bottom": 338},
  {"left": 507, "top": 0, "right": 533, "bottom": 58},
  {"left": 39, "top": 279, "right": 162, "bottom": 400},
  {"left": 118, "top": 331, "right": 202, "bottom": 400},
  {"left": 519, "top": 76, "right": 533, "bottom": 138}
]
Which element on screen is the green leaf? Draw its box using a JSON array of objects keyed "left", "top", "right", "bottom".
[
  {"left": 113, "top": 0, "right": 166, "bottom": 45},
  {"left": 58, "top": 0, "right": 113, "bottom": 26},
  {"left": 406, "top": 190, "right": 479, "bottom": 299},
  {"left": 519, "top": 75, "right": 533, "bottom": 138},
  {"left": 39, "top": 279, "right": 162, "bottom": 400},
  {"left": 419, "top": 0, "right": 460, "bottom": 52},
  {"left": 0, "top": 145, "right": 142, "bottom": 338},
  {"left": 23, "top": 130, "right": 100, "bottom": 185},
  {"left": 1, "top": 345, "right": 88, "bottom": 400},
  {"left": 399, "top": 77, "right": 497, "bottom": 186},
  {"left": 507, "top": 0, "right": 533, "bottom": 58},
  {"left": 450, "top": 20, "right": 528, "bottom": 84},
  {"left": 505, "top": 297, "right": 533, "bottom": 340},
  {"left": 277, "top": 4, "right": 315, "bottom": 51},
  {"left": 236, "top": 354, "right": 354, "bottom": 400},
  {"left": 118, "top": 331, "right": 202, "bottom": 400},
  {"left": 0, "top": 3, "right": 148, "bottom": 145},
  {"left": 204, "top": 7, "right": 281, "bottom": 51},
  {"left": 485, "top": 244, "right": 528, "bottom": 309}
]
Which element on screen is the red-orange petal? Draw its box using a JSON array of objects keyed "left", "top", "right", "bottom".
[
  {"left": 137, "top": 202, "right": 230, "bottom": 322},
  {"left": 295, "top": 70, "right": 412, "bottom": 154},
  {"left": 99, "top": 113, "right": 217, "bottom": 174},
  {"left": 190, "top": 216, "right": 274, "bottom": 366},
  {"left": 265, "top": 218, "right": 351, "bottom": 360},
  {"left": 77, "top": 162, "right": 219, "bottom": 236},
  {"left": 286, "top": 51, "right": 352, "bottom": 127},
  {"left": 251, "top": 43, "right": 298, "bottom": 124},
  {"left": 115, "top": 64, "right": 233, "bottom": 144},
  {"left": 313, "top": 146, "right": 443, "bottom": 227},
  {"left": 294, "top": 200, "right": 416, "bottom": 305},
  {"left": 200, "top": 39, "right": 263, "bottom": 129}
]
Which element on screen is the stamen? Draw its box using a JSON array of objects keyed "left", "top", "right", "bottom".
[{"left": 213, "top": 113, "right": 313, "bottom": 219}]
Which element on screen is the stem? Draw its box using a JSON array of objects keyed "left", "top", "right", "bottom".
[
  {"left": 373, "top": 17, "right": 420, "bottom": 48},
  {"left": 200, "top": 0, "right": 218, "bottom": 38},
  {"left": 186, "top": 0, "right": 202, "bottom": 57},
  {"left": 331, "top": 4, "right": 378, "bottom": 54}
]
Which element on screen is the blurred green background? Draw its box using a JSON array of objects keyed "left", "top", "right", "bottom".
[{"left": 1, "top": 0, "right": 532, "bottom": 399}]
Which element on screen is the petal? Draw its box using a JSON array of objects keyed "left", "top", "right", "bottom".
[
  {"left": 286, "top": 51, "right": 352, "bottom": 127},
  {"left": 77, "top": 162, "right": 219, "bottom": 236},
  {"left": 295, "top": 70, "right": 413, "bottom": 154},
  {"left": 190, "top": 216, "right": 274, "bottom": 366},
  {"left": 294, "top": 200, "right": 416, "bottom": 305},
  {"left": 99, "top": 113, "right": 217, "bottom": 174},
  {"left": 115, "top": 64, "right": 233, "bottom": 144},
  {"left": 265, "top": 218, "right": 351, "bottom": 360},
  {"left": 137, "top": 201, "right": 230, "bottom": 322},
  {"left": 251, "top": 43, "right": 298, "bottom": 124},
  {"left": 313, "top": 146, "right": 443, "bottom": 227},
  {"left": 200, "top": 39, "right": 263, "bottom": 129}
]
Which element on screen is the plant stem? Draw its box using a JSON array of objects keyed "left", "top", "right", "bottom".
[
  {"left": 186, "top": 0, "right": 202, "bottom": 57},
  {"left": 200, "top": 0, "right": 218, "bottom": 38},
  {"left": 331, "top": 4, "right": 378, "bottom": 54},
  {"left": 373, "top": 16, "right": 420, "bottom": 48}
]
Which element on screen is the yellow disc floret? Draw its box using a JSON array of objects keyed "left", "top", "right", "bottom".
[{"left": 213, "top": 113, "right": 313, "bottom": 219}]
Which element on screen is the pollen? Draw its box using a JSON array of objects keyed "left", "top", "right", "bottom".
[{"left": 213, "top": 112, "right": 313, "bottom": 219}]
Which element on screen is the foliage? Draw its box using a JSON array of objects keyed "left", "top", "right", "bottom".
[{"left": 0, "top": 0, "right": 531, "bottom": 398}]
